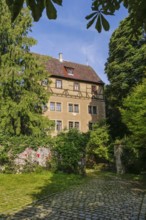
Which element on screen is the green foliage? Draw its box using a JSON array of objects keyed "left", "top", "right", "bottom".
[
  {"left": 121, "top": 79, "right": 146, "bottom": 143},
  {"left": 52, "top": 129, "right": 88, "bottom": 174},
  {"left": 86, "top": 10, "right": 111, "bottom": 32},
  {"left": 121, "top": 138, "right": 143, "bottom": 173},
  {"left": 86, "top": 0, "right": 146, "bottom": 36},
  {"left": 6, "top": 0, "right": 62, "bottom": 22},
  {"left": 105, "top": 17, "right": 146, "bottom": 139},
  {"left": 0, "top": 152, "right": 9, "bottom": 166},
  {"left": 120, "top": 79, "right": 146, "bottom": 172},
  {"left": 87, "top": 121, "right": 110, "bottom": 166},
  {"left": 5, "top": 0, "right": 146, "bottom": 35},
  {"left": 0, "top": 1, "right": 52, "bottom": 137}
]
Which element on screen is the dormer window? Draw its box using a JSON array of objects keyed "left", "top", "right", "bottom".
[{"left": 65, "top": 67, "right": 74, "bottom": 76}]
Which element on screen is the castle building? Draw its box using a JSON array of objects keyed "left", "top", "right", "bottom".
[{"left": 43, "top": 53, "right": 105, "bottom": 135}]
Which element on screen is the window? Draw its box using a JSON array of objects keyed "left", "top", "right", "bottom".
[
  {"left": 88, "top": 106, "right": 92, "bottom": 114},
  {"left": 69, "top": 121, "right": 80, "bottom": 130},
  {"left": 93, "top": 106, "right": 97, "bottom": 114},
  {"left": 74, "top": 104, "right": 79, "bottom": 113},
  {"left": 41, "top": 79, "right": 48, "bottom": 86},
  {"left": 91, "top": 85, "right": 96, "bottom": 93},
  {"left": 69, "top": 103, "right": 73, "bottom": 112},
  {"left": 75, "top": 122, "right": 79, "bottom": 129},
  {"left": 68, "top": 103, "right": 79, "bottom": 113},
  {"left": 56, "top": 102, "right": 61, "bottom": 112},
  {"left": 50, "top": 102, "right": 62, "bottom": 112},
  {"left": 69, "top": 121, "right": 73, "bottom": 129},
  {"left": 74, "top": 82, "right": 80, "bottom": 91},
  {"left": 88, "top": 105, "right": 97, "bottom": 114},
  {"left": 88, "top": 122, "right": 93, "bottom": 130},
  {"left": 56, "top": 120, "right": 62, "bottom": 131},
  {"left": 66, "top": 67, "right": 74, "bottom": 75},
  {"left": 42, "top": 104, "right": 48, "bottom": 113},
  {"left": 50, "top": 102, "right": 55, "bottom": 111},
  {"left": 56, "top": 80, "right": 62, "bottom": 88}
]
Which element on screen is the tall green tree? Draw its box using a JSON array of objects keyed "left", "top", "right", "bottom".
[
  {"left": 120, "top": 78, "right": 146, "bottom": 171},
  {"left": 0, "top": 1, "right": 51, "bottom": 136},
  {"left": 121, "top": 78, "right": 146, "bottom": 146},
  {"left": 5, "top": 0, "right": 146, "bottom": 35},
  {"left": 105, "top": 17, "right": 146, "bottom": 139}
]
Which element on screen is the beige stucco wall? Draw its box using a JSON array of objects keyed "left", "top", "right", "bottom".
[{"left": 44, "top": 77, "right": 105, "bottom": 135}]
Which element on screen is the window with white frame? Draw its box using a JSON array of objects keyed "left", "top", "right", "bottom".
[
  {"left": 74, "top": 122, "right": 79, "bottom": 129},
  {"left": 56, "top": 79, "right": 62, "bottom": 88},
  {"left": 68, "top": 103, "right": 79, "bottom": 113},
  {"left": 50, "top": 102, "right": 62, "bottom": 112},
  {"left": 69, "top": 121, "right": 74, "bottom": 129},
  {"left": 56, "top": 120, "right": 62, "bottom": 131},
  {"left": 56, "top": 102, "right": 61, "bottom": 112},
  {"left": 88, "top": 105, "right": 97, "bottom": 114},
  {"left": 74, "top": 104, "right": 79, "bottom": 113},
  {"left": 69, "top": 103, "right": 73, "bottom": 112},
  {"left": 50, "top": 102, "right": 55, "bottom": 111},
  {"left": 74, "top": 82, "right": 80, "bottom": 91},
  {"left": 65, "top": 67, "right": 74, "bottom": 75},
  {"left": 69, "top": 121, "right": 80, "bottom": 130}
]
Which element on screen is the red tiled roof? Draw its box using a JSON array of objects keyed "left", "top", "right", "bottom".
[{"left": 45, "top": 57, "right": 104, "bottom": 84}]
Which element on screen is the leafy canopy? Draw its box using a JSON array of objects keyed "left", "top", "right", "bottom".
[
  {"left": 120, "top": 78, "right": 146, "bottom": 172},
  {"left": 105, "top": 17, "right": 146, "bottom": 139},
  {"left": 121, "top": 78, "right": 146, "bottom": 146},
  {"left": 5, "top": 0, "right": 146, "bottom": 35}
]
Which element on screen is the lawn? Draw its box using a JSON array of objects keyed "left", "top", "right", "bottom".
[{"left": 0, "top": 171, "right": 88, "bottom": 214}]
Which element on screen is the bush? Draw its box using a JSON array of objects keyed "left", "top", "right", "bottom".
[
  {"left": 86, "top": 121, "right": 111, "bottom": 167},
  {"left": 51, "top": 129, "right": 89, "bottom": 174},
  {"left": 122, "top": 137, "right": 146, "bottom": 173}
]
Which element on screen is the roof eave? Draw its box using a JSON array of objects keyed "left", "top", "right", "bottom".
[{"left": 50, "top": 75, "right": 104, "bottom": 85}]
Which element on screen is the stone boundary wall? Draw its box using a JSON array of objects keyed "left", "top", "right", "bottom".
[{"left": 14, "top": 147, "right": 51, "bottom": 170}]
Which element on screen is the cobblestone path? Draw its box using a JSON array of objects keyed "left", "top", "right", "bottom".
[{"left": 1, "top": 177, "right": 146, "bottom": 220}]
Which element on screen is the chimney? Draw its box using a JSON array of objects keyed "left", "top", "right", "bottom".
[{"left": 59, "top": 53, "right": 63, "bottom": 62}]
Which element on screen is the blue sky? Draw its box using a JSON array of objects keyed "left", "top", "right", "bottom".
[{"left": 30, "top": 0, "right": 128, "bottom": 84}]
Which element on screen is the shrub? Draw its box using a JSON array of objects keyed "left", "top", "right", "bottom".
[
  {"left": 51, "top": 129, "right": 89, "bottom": 174},
  {"left": 86, "top": 121, "right": 111, "bottom": 167}
]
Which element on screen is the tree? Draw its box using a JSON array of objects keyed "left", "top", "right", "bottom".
[
  {"left": 120, "top": 78, "right": 146, "bottom": 172},
  {"left": 121, "top": 78, "right": 146, "bottom": 147},
  {"left": 0, "top": 1, "right": 52, "bottom": 136},
  {"left": 5, "top": 0, "right": 146, "bottom": 36},
  {"left": 105, "top": 17, "right": 146, "bottom": 139}
]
